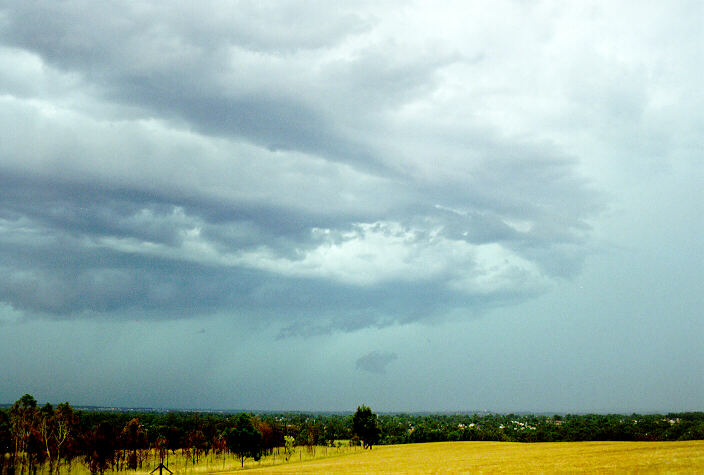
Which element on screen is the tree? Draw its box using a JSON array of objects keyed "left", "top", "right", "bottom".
[
  {"left": 324, "top": 416, "right": 349, "bottom": 447},
  {"left": 121, "top": 418, "right": 147, "bottom": 470},
  {"left": 9, "top": 394, "right": 39, "bottom": 472},
  {"left": 252, "top": 417, "right": 280, "bottom": 456},
  {"left": 38, "top": 403, "right": 56, "bottom": 473},
  {"left": 283, "top": 435, "right": 295, "bottom": 461},
  {"left": 225, "top": 414, "right": 262, "bottom": 467},
  {"left": 84, "top": 422, "right": 118, "bottom": 475},
  {"left": 186, "top": 430, "right": 206, "bottom": 463},
  {"left": 0, "top": 410, "right": 11, "bottom": 474},
  {"left": 54, "top": 402, "right": 78, "bottom": 473},
  {"left": 352, "top": 405, "right": 381, "bottom": 449}
]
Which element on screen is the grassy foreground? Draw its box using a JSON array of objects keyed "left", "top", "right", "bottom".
[
  {"left": 237, "top": 440, "right": 704, "bottom": 473},
  {"left": 19, "top": 445, "right": 363, "bottom": 474}
]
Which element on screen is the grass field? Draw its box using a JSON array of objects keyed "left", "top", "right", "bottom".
[
  {"left": 145, "top": 444, "right": 361, "bottom": 473},
  {"left": 237, "top": 440, "right": 704, "bottom": 473},
  {"left": 16, "top": 440, "right": 704, "bottom": 473},
  {"left": 16, "top": 445, "right": 363, "bottom": 474}
]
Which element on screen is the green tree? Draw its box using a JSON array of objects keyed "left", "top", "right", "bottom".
[
  {"left": 323, "top": 416, "right": 349, "bottom": 446},
  {"left": 225, "top": 414, "right": 262, "bottom": 467},
  {"left": 283, "top": 435, "right": 295, "bottom": 461},
  {"left": 352, "top": 405, "right": 381, "bottom": 449}
]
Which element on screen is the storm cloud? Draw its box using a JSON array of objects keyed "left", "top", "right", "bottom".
[
  {"left": 1, "top": 1, "right": 701, "bottom": 412},
  {"left": 0, "top": 1, "right": 601, "bottom": 328}
]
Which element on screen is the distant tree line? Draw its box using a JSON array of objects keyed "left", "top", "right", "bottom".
[
  {"left": 1, "top": 395, "right": 703, "bottom": 474},
  {"left": 375, "top": 412, "right": 704, "bottom": 444}
]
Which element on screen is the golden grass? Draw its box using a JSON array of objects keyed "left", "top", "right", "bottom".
[
  {"left": 18, "top": 441, "right": 704, "bottom": 473},
  {"left": 238, "top": 440, "right": 704, "bottom": 473},
  {"left": 23, "top": 445, "right": 362, "bottom": 474},
  {"left": 152, "top": 445, "right": 361, "bottom": 473}
]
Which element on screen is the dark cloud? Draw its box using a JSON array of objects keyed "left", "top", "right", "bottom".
[
  {"left": 0, "top": 1, "right": 449, "bottom": 174},
  {"left": 0, "top": 1, "right": 700, "bottom": 414},
  {"left": 0, "top": 1, "right": 368, "bottom": 61},
  {"left": 0, "top": 1, "right": 604, "bottom": 332},
  {"left": 356, "top": 351, "right": 398, "bottom": 374}
]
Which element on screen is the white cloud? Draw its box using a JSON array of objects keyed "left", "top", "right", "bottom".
[{"left": 93, "top": 219, "right": 550, "bottom": 298}]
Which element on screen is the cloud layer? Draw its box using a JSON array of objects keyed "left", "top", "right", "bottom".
[
  {"left": 0, "top": 1, "right": 607, "bottom": 330},
  {"left": 356, "top": 351, "right": 398, "bottom": 375},
  {"left": 1, "top": 1, "right": 703, "bottom": 413}
]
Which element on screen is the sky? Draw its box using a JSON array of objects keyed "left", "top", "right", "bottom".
[{"left": 0, "top": 1, "right": 702, "bottom": 413}]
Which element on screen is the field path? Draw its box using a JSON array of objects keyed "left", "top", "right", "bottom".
[{"left": 228, "top": 440, "right": 704, "bottom": 473}]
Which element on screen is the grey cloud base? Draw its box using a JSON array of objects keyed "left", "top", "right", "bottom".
[
  {"left": 0, "top": 0, "right": 600, "bottom": 330},
  {"left": 1, "top": 1, "right": 701, "bottom": 414}
]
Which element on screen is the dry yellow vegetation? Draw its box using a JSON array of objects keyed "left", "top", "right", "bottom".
[
  {"left": 24, "top": 440, "right": 704, "bottom": 473},
  {"left": 238, "top": 440, "right": 704, "bottom": 473},
  {"left": 27, "top": 445, "right": 361, "bottom": 474}
]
